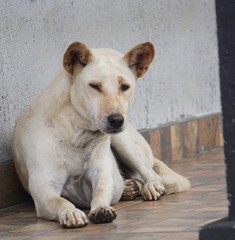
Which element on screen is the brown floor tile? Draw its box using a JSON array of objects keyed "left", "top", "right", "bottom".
[
  {"left": 219, "top": 120, "right": 224, "bottom": 147},
  {"left": 198, "top": 115, "right": 220, "bottom": 151},
  {"left": 171, "top": 124, "right": 183, "bottom": 161},
  {"left": 0, "top": 163, "right": 29, "bottom": 208},
  {"left": 160, "top": 126, "right": 172, "bottom": 161},
  {"left": 167, "top": 231, "right": 198, "bottom": 240},
  {"left": 150, "top": 129, "right": 161, "bottom": 159},
  {"left": 182, "top": 119, "right": 199, "bottom": 156},
  {"left": 0, "top": 150, "right": 228, "bottom": 240}
]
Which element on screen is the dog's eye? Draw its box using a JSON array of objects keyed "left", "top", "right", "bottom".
[
  {"left": 89, "top": 83, "right": 101, "bottom": 92},
  {"left": 120, "top": 84, "right": 130, "bottom": 92}
]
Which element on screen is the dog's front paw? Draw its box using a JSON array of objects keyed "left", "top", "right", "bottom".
[
  {"left": 121, "top": 179, "right": 140, "bottom": 201},
  {"left": 88, "top": 205, "right": 117, "bottom": 223},
  {"left": 59, "top": 207, "right": 88, "bottom": 228},
  {"left": 141, "top": 178, "right": 165, "bottom": 201}
]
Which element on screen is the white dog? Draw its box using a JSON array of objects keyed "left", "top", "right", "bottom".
[{"left": 12, "top": 41, "right": 190, "bottom": 228}]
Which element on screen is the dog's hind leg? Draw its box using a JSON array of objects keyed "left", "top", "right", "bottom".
[
  {"left": 153, "top": 158, "right": 191, "bottom": 194},
  {"left": 112, "top": 122, "right": 190, "bottom": 200},
  {"left": 121, "top": 179, "right": 140, "bottom": 200},
  {"left": 111, "top": 123, "right": 165, "bottom": 200}
]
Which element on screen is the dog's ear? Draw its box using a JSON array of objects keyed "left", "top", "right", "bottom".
[
  {"left": 124, "top": 42, "right": 155, "bottom": 78},
  {"left": 63, "top": 42, "right": 93, "bottom": 75}
]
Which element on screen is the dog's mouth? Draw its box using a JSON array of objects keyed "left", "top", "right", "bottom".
[
  {"left": 98, "top": 114, "right": 125, "bottom": 134},
  {"left": 102, "top": 127, "right": 124, "bottom": 134}
]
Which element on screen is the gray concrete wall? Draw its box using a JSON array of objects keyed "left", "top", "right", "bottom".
[{"left": 0, "top": 0, "right": 220, "bottom": 163}]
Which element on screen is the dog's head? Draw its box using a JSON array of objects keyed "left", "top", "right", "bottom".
[{"left": 63, "top": 41, "right": 154, "bottom": 134}]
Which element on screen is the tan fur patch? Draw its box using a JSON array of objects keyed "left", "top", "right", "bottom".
[{"left": 100, "top": 93, "right": 124, "bottom": 117}]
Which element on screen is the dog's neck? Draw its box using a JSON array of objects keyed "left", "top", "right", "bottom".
[{"left": 51, "top": 99, "right": 110, "bottom": 148}]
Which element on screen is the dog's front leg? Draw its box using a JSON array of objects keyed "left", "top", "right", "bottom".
[
  {"left": 87, "top": 138, "right": 124, "bottom": 223},
  {"left": 111, "top": 123, "right": 165, "bottom": 200},
  {"left": 29, "top": 172, "right": 88, "bottom": 228}
]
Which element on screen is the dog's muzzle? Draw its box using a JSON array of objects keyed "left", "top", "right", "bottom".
[{"left": 106, "top": 114, "right": 124, "bottom": 133}]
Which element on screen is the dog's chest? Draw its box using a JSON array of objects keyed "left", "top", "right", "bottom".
[{"left": 58, "top": 129, "right": 105, "bottom": 174}]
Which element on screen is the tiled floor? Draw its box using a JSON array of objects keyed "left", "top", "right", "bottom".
[{"left": 0, "top": 150, "right": 228, "bottom": 240}]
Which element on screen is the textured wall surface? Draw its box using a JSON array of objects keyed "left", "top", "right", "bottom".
[{"left": 0, "top": 0, "right": 220, "bottom": 163}]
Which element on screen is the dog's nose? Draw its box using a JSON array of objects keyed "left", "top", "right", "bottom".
[{"left": 107, "top": 114, "right": 124, "bottom": 128}]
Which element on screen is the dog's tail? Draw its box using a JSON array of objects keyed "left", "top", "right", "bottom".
[{"left": 153, "top": 158, "right": 191, "bottom": 194}]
